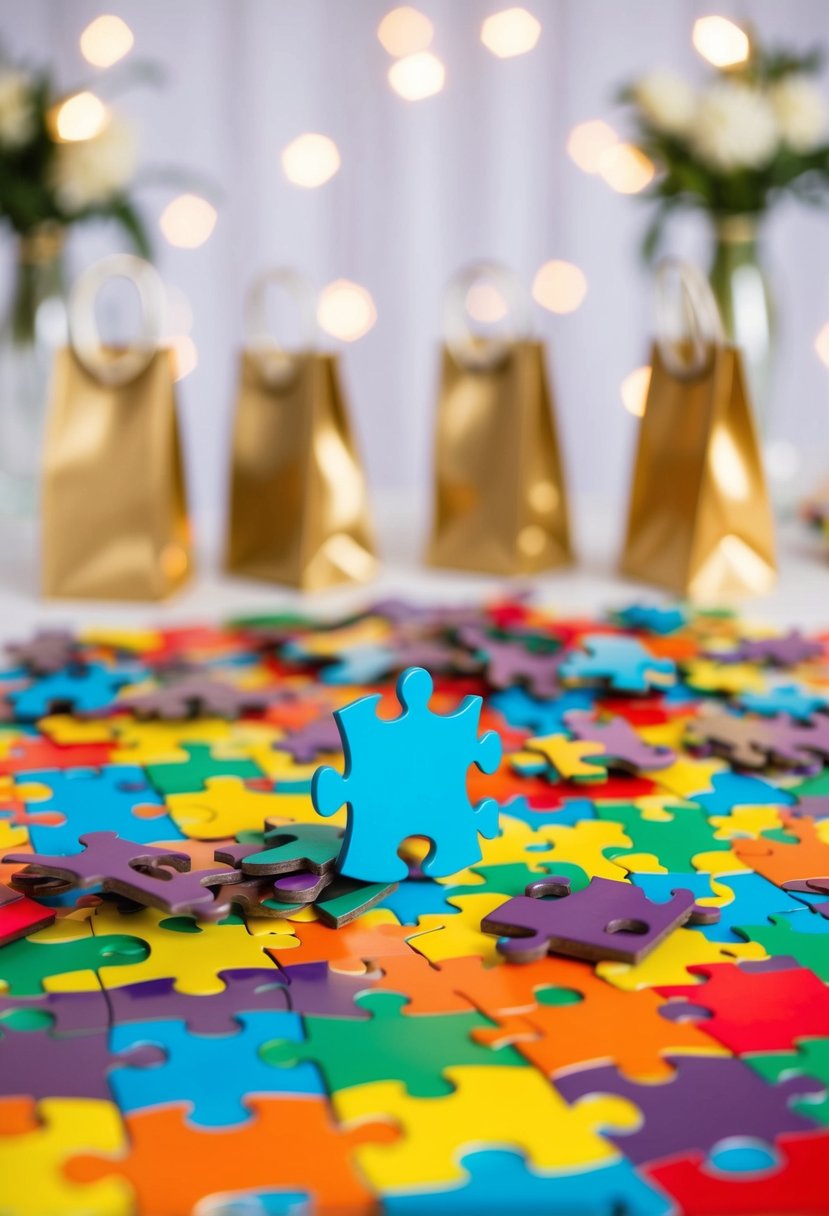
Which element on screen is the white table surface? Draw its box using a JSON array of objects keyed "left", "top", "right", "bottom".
[{"left": 0, "top": 495, "right": 827, "bottom": 634}]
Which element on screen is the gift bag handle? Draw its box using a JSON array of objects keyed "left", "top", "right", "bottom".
[
  {"left": 245, "top": 268, "right": 318, "bottom": 389},
  {"left": 443, "top": 261, "right": 531, "bottom": 372},
  {"left": 654, "top": 258, "right": 724, "bottom": 379},
  {"left": 69, "top": 254, "right": 165, "bottom": 388}
]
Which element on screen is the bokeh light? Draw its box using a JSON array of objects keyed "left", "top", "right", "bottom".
[
  {"left": 171, "top": 334, "right": 198, "bottom": 381},
  {"left": 692, "top": 16, "right": 750, "bottom": 67},
  {"left": 532, "top": 260, "right": 587, "bottom": 314},
  {"left": 377, "top": 7, "right": 433, "bottom": 57},
  {"left": 815, "top": 321, "right": 829, "bottom": 367},
  {"left": 281, "top": 133, "right": 341, "bottom": 188},
  {"left": 480, "top": 8, "right": 542, "bottom": 58},
  {"left": 621, "top": 365, "right": 652, "bottom": 417},
  {"left": 465, "top": 282, "right": 508, "bottom": 324},
  {"left": 159, "top": 195, "right": 218, "bottom": 249},
  {"left": 388, "top": 51, "right": 446, "bottom": 100},
  {"left": 79, "top": 15, "right": 134, "bottom": 68},
  {"left": 567, "top": 120, "right": 619, "bottom": 174},
  {"left": 598, "top": 143, "right": 655, "bottom": 193},
  {"left": 53, "top": 91, "right": 108, "bottom": 141},
  {"left": 317, "top": 280, "right": 377, "bottom": 342}
]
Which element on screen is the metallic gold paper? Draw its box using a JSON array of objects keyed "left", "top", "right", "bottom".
[
  {"left": 620, "top": 341, "right": 776, "bottom": 600},
  {"left": 225, "top": 351, "right": 377, "bottom": 590},
  {"left": 427, "top": 339, "right": 572, "bottom": 576},
  {"left": 41, "top": 347, "right": 192, "bottom": 601}
]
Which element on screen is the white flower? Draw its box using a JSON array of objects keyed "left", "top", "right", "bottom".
[
  {"left": 633, "top": 71, "right": 696, "bottom": 137},
  {"left": 51, "top": 112, "right": 139, "bottom": 211},
  {"left": 0, "top": 69, "right": 36, "bottom": 148},
  {"left": 771, "top": 75, "right": 827, "bottom": 153},
  {"left": 692, "top": 81, "right": 779, "bottom": 171}
]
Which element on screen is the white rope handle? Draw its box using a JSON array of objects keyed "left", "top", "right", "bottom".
[
  {"left": 443, "top": 261, "right": 531, "bottom": 372},
  {"left": 244, "top": 268, "right": 317, "bottom": 389},
  {"left": 69, "top": 254, "right": 165, "bottom": 387},
  {"left": 654, "top": 258, "right": 724, "bottom": 379}
]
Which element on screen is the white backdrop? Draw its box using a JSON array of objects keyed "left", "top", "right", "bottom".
[{"left": 3, "top": 0, "right": 829, "bottom": 560}]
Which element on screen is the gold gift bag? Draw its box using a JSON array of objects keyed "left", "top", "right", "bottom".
[
  {"left": 225, "top": 269, "right": 377, "bottom": 590},
  {"left": 427, "top": 262, "right": 572, "bottom": 576},
  {"left": 42, "top": 255, "right": 192, "bottom": 601},
  {"left": 620, "top": 259, "right": 775, "bottom": 600}
]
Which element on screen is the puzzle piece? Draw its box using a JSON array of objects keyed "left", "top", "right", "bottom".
[
  {"left": 560, "top": 635, "right": 676, "bottom": 694},
  {"left": 482, "top": 875, "right": 716, "bottom": 963},
  {"left": 564, "top": 710, "right": 676, "bottom": 772},
  {"left": 512, "top": 733, "right": 606, "bottom": 782},
  {"left": 8, "top": 664, "right": 138, "bottom": 721},
  {"left": 597, "top": 800, "right": 731, "bottom": 874},
  {"left": 458, "top": 626, "right": 564, "bottom": 697},
  {"left": 724, "top": 629, "right": 824, "bottom": 666},
  {"left": 682, "top": 658, "right": 766, "bottom": 695},
  {"left": 0, "top": 1097, "right": 133, "bottom": 1216},
  {"left": 6, "top": 629, "right": 81, "bottom": 675},
  {"left": 732, "top": 814, "right": 829, "bottom": 887},
  {"left": 313, "top": 667, "right": 501, "bottom": 882},
  {"left": 119, "top": 675, "right": 281, "bottom": 720},
  {"left": 145, "top": 743, "right": 263, "bottom": 796},
  {"left": 555, "top": 1053, "right": 824, "bottom": 1164},
  {"left": 739, "top": 684, "right": 827, "bottom": 720},
  {"left": 613, "top": 604, "right": 687, "bottom": 635},
  {"left": 230, "top": 823, "right": 344, "bottom": 876},
  {"left": 489, "top": 685, "right": 595, "bottom": 736},
  {"left": 747, "top": 1037, "right": 829, "bottom": 1126},
  {"left": 333, "top": 1064, "right": 639, "bottom": 1190},
  {"left": 596, "top": 926, "right": 765, "bottom": 991},
  {"left": 0, "top": 882, "right": 54, "bottom": 944},
  {"left": 735, "top": 913, "right": 829, "bottom": 979},
  {"left": 633, "top": 870, "right": 809, "bottom": 943},
  {"left": 0, "top": 917, "right": 147, "bottom": 995}
]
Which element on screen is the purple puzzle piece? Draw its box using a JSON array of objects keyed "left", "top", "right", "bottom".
[
  {"left": 564, "top": 710, "right": 675, "bottom": 772},
  {"left": 714, "top": 630, "right": 824, "bottom": 667},
  {"left": 481, "top": 876, "right": 718, "bottom": 964},
  {"left": 783, "top": 876, "right": 829, "bottom": 919},
  {"left": 788, "top": 795, "right": 829, "bottom": 820},
  {"left": 459, "top": 627, "right": 564, "bottom": 697},
  {"left": 107, "top": 965, "right": 372, "bottom": 1034},
  {"left": 119, "top": 676, "right": 282, "bottom": 721},
  {"left": 554, "top": 1054, "right": 825, "bottom": 1165},
  {"left": 271, "top": 870, "right": 333, "bottom": 904},
  {"left": 0, "top": 1025, "right": 164, "bottom": 1101},
  {"left": 5, "top": 832, "right": 234, "bottom": 921},
  {"left": 6, "top": 629, "right": 81, "bottom": 676},
  {"left": 276, "top": 717, "right": 343, "bottom": 764},
  {"left": 0, "top": 989, "right": 110, "bottom": 1036}
]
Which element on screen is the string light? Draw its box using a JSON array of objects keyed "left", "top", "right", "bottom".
[
  {"left": 621, "top": 366, "right": 652, "bottom": 417},
  {"left": 171, "top": 335, "right": 198, "bottom": 381},
  {"left": 598, "top": 143, "right": 655, "bottom": 194},
  {"left": 692, "top": 16, "right": 750, "bottom": 68},
  {"left": 465, "top": 282, "right": 508, "bottom": 324},
  {"left": 281, "top": 133, "right": 341, "bottom": 188},
  {"left": 52, "top": 91, "right": 108, "bottom": 141},
  {"left": 377, "top": 7, "right": 433, "bottom": 57},
  {"left": 532, "top": 261, "right": 587, "bottom": 314},
  {"left": 480, "top": 8, "right": 541, "bottom": 58},
  {"left": 388, "top": 51, "right": 445, "bottom": 100},
  {"left": 317, "top": 280, "right": 377, "bottom": 342},
  {"left": 79, "top": 15, "right": 134, "bottom": 67},
  {"left": 159, "top": 194, "right": 217, "bottom": 249},
  {"left": 567, "top": 120, "right": 619, "bottom": 174},
  {"left": 815, "top": 321, "right": 829, "bottom": 367}
]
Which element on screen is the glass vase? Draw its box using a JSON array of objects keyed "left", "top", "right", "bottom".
[
  {"left": 708, "top": 214, "right": 774, "bottom": 434},
  {"left": 0, "top": 224, "right": 66, "bottom": 516}
]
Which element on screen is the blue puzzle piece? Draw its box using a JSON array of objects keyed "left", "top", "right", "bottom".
[
  {"left": 109, "top": 1011, "right": 323, "bottom": 1126},
  {"left": 312, "top": 667, "right": 501, "bottom": 883},
  {"left": 377, "top": 879, "right": 461, "bottom": 925},
  {"left": 18, "top": 765, "right": 183, "bottom": 852},
  {"left": 7, "top": 663, "right": 140, "bottom": 721},
  {"left": 691, "top": 772, "right": 796, "bottom": 816},
  {"left": 613, "top": 604, "right": 688, "bottom": 635},
  {"left": 285, "top": 640, "right": 393, "bottom": 685},
  {"left": 489, "top": 687, "right": 595, "bottom": 736},
  {"left": 737, "top": 684, "right": 827, "bottom": 720},
  {"left": 559, "top": 635, "right": 676, "bottom": 694},
  {"left": 632, "top": 871, "right": 810, "bottom": 943},
  {"left": 500, "top": 797, "right": 597, "bottom": 831},
  {"left": 384, "top": 1149, "right": 672, "bottom": 1215}
]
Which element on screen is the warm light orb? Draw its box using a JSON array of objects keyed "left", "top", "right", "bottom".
[
  {"left": 159, "top": 194, "right": 217, "bottom": 249},
  {"left": 281, "top": 133, "right": 341, "bottom": 188},
  {"left": 567, "top": 120, "right": 619, "bottom": 174},
  {"left": 317, "top": 280, "right": 377, "bottom": 342},
  {"left": 53, "top": 91, "right": 108, "bottom": 141},
  {"left": 171, "top": 334, "right": 198, "bottom": 381},
  {"left": 377, "top": 6, "right": 433, "bottom": 57},
  {"left": 480, "top": 7, "right": 541, "bottom": 59},
  {"left": 692, "top": 16, "right": 750, "bottom": 68},
  {"left": 388, "top": 51, "right": 445, "bottom": 101},
  {"left": 815, "top": 322, "right": 829, "bottom": 367},
  {"left": 465, "top": 282, "right": 508, "bottom": 324},
  {"left": 79, "top": 14, "right": 134, "bottom": 67},
  {"left": 532, "top": 260, "right": 587, "bottom": 314},
  {"left": 621, "top": 365, "right": 652, "bottom": 417},
  {"left": 599, "top": 143, "right": 655, "bottom": 194}
]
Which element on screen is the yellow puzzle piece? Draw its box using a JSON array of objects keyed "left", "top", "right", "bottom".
[{"left": 597, "top": 926, "right": 767, "bottom": 990}]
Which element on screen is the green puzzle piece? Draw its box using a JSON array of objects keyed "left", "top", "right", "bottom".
[
  {"left": 259, "top": 990, "right": 528, "bottom": 1096},
  {"left": 747, "top": 1038, "right": 829, "bottom": 1126},
  {"left": 314, "top": 877, "right": 396, "bottom": 928},
  {"left": 735, "top": 916, "right": 829, "bottom": 981},
  {"left": 239, "top": 824, "right": 343, "bottom": 875},
  {"left": 146, "top": 743, "right": 263, "bottom": 797},
  {"left": 448, "top": 862, "right": 590, "bottom": 902},
  {"left": 0, "top": 933, "right": 148, "bottom": 995},
  {"left": 597, "top": 802, "right": 730, "bottom": 872}
]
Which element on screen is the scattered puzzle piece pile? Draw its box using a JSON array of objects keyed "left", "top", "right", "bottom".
[{"left": 2, "top": 598, "right": 829, "bottom": 1215}]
